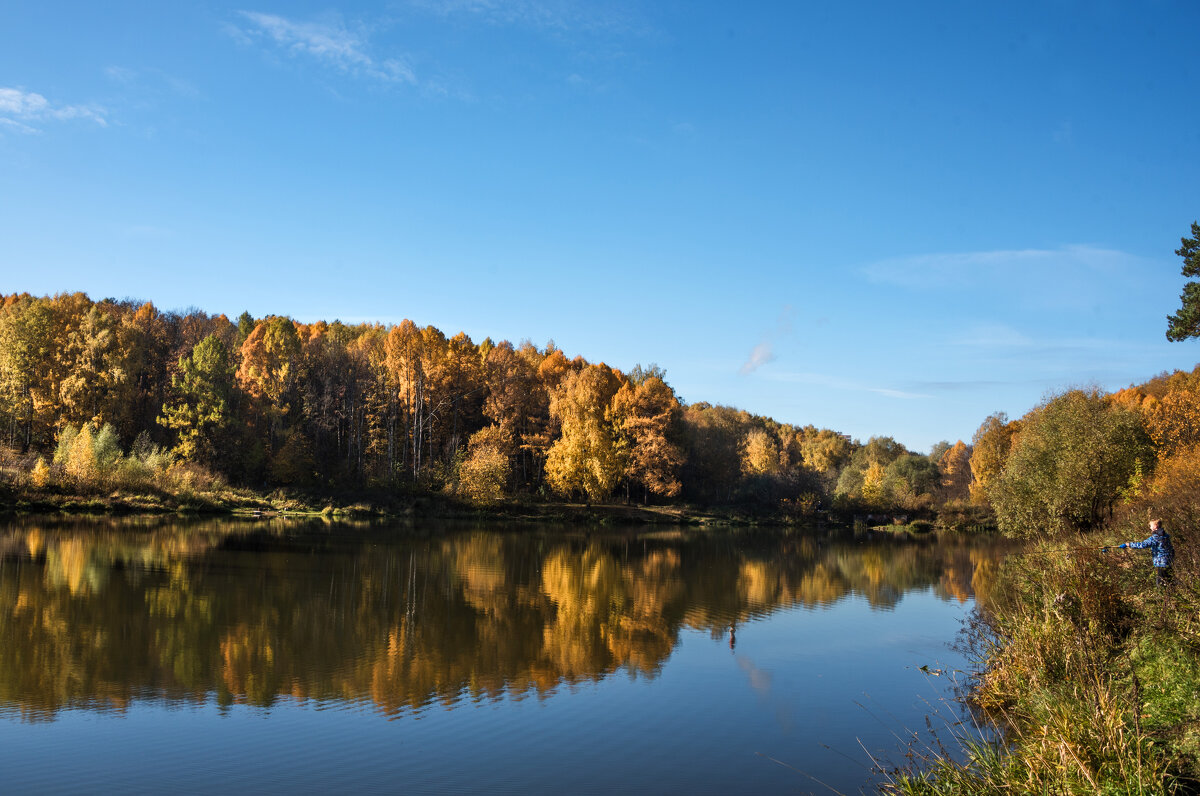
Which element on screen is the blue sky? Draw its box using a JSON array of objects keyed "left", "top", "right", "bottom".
[{"left": 2, "top": 1, "right": 1198, "bottom": 452}]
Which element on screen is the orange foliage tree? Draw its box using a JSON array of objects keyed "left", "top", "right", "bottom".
[{"left": 611, "top": 375, "right": 684, "bottom": 502}]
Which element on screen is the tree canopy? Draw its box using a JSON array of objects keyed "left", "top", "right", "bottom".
[
  {"left": 1166, "top": 220, "right": 1200, "bottom": 341},
  {"left": 991, "top": 389, "right": 1151, "bottom": 536}
]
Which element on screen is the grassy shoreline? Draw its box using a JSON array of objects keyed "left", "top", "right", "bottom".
[
  {"left": 0, "top": 478, "right": 1006, "bottom": 533},
  {"left": 0, "top": 481, "right": 812, "bottom": 527},
  {"left": 886, "top": 533, "right": 1200, "bottom": 795}
]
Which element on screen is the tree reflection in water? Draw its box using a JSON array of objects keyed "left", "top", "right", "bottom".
[{"left": 0, "top": 517, "right": 1010, "bottom": 721}]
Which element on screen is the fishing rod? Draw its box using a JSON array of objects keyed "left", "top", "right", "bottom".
[{"left": 1037, "top": 545, "right": 1123, "bottom": 554}]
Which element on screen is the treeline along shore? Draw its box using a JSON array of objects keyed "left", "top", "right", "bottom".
[
  {"left": 0, "top": 289, "right": 1198, "bottom": 533},
  {"left": 0, "top": 289, "right": 976, "bottom": 522}
]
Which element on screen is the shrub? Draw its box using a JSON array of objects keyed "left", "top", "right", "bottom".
[
  {"left": 53, "top": 425, "right": 78, "bottom": 465},
  {"left": 64, "top": 424, "right": 98, "bottom": 488},
  {"left": 92, "top": 423, "right": 121, "bottom": 472},
  {"left": 456, "top": 428, "right": 511, "bottom": 504},
  {"left": 992, "top": 390, "right": 1151, "bottom": 537},
  {"left": 164, "top": 461, "right": 226, "bottom": 496},
  {"left": 29, "top": 456, "right": 51, "bottom": 488},
  {"left": 112, "top": 455, "right": 151, "bottom": 490}
]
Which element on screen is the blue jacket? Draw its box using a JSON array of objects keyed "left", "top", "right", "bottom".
[{"left": 1130, "top": 530, "right": 1174, "bottom": 568}]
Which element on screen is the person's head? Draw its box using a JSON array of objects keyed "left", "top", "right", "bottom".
[{"left": 1150, "top": 519, "right": 1162, "bottom": 533}]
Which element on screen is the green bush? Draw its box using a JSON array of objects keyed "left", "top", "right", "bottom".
[{"left": 992, "top": 390, "right": 1152, "bottom": 537}]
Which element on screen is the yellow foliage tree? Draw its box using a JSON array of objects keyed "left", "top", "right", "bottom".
[
  {"left": 457, "top": 426, "right": 511, "bottom": 504},
  {"left": 861, "top": 460, "right": 886, "bottom": 505},
  {"left": 482, "top": 341, "right": 544, "bottom": 484},
  {"left": 968, "top": 413, "right": 1020, "bottom": 505},
  {"left": 611, "top": 376, "right": 684, "bottom": 501},
  {"left": 29, "top": 456, "right": 51, "bottom": 488},
  {"left": 0, "top": 295, "right": 55, "bottom": 449},
  {"left": 1144, "top": 387, "right": 1200, "bottom": 457},
  {"left": 740, "top": 428, "right": 781, "bottom": 476},
  {"left": 798, "top": 427, "right": 852, "bottom": 474},
  {"left": 64, "top": 424, "right": 97, "bottom": 487},
  {"left": 384, "top": 320, "right": 425, "bottom": 478},
  {"left": 938, "top": 440, "right": 972, "bottom": 501},
  {"left": 237, "top": 316, "right": 301, "bottom": 451},
  {"left": 545, "top": 365, "right": 626, "bottom": 501}
]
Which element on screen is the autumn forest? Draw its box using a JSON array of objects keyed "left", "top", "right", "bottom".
[{"left": 1, "top": 290, "right": 1199, "bottom": 534}]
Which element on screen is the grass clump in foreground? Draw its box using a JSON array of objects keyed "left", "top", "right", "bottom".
[{"left": 884, "top": 531, "right": 1200, "bottom": 795}]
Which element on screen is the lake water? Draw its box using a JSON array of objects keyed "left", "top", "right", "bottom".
[{"left": 0, "top": 517, "right": 1007, "bottom": 794}]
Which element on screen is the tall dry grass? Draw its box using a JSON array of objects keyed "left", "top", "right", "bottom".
[{"left": 885, "top": 534, "right": 1200, "bottom": 794}]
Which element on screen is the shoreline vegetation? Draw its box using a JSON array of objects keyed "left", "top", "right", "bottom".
[
  {"left": 878, "top": 369, "right": 1200, "bottom": 787},
  {"left": 4, "top": 285, "right": 1200, "bottom": 790},
  {"left": 886, "top": 529, "right": 1200, "bottom": 794},
  {"left": 0, "top": 470, "right": 981, "bottom": 531}
]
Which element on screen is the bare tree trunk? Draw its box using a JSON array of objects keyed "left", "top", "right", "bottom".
[
  {"left": 413, "top": 373, "right": 424, "bottom": 481},
  {"left": 387, "top": 404, "right": 396, "bottom": 483}
]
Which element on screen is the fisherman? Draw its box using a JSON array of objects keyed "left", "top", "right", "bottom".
[{"left": 1119, "top": 519, "right": 1175, "bottom": 587}]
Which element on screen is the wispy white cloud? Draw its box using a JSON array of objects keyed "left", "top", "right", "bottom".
[
  {"left": 105, "top": 65, "right": 138, "bottom": 84},
  {"left": 739, "top": 305, "right": 793, "bottom": 375},
  {"left": 766, "top": 370, "right": 933, "bottom": 400},
  {"left": 863, "top": 248, "right": 1039, "bottom": 289},
  {"left": 739, "top": 342, "right": 775, "bottom": 375},
  {"left": 564, "top": 72, "right": 613, "bottom": 95},
  {"left": 950, "top": 323, "right": 1154, "bottom": 362},
  {"left": 104, "top": 66, "right": 201, "bottom": 99},
  {"left": 870, "top": 387, "right": 931, "bottom": 400},
  {"left": 863, "top": 245, "right": 1135, "bottom": 288},
  {"left": 860, "top": 245, "right": 1146, "bottom": 308},
  {"left": 860, "top": 244, "right": 1155, "bottom": 315},
  {"left": 0, "top": 87, "right": 108, "bottom": 133},
  {"left": 911, "top": 379, "right": 1026, "bottom": 392},
  {"left": 233, "top": 11, "right": 416, "bottom": 84},
  {"left": 0, "top": 116, "right": 38, "bottom": 134},
  {"left": 953, "top": 323, "right": 1035, "bottom": 348}
]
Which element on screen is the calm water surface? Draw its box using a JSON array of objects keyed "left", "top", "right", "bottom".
[{"left": 0, "top": 517, "right": 1008, "bottom": 794}]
